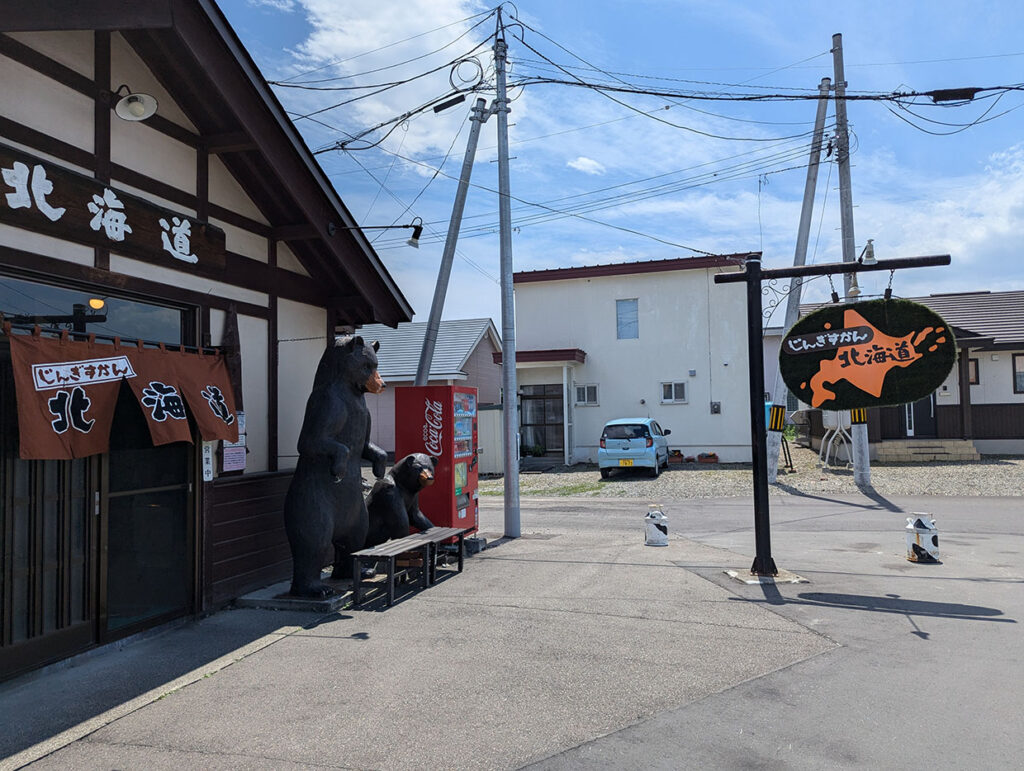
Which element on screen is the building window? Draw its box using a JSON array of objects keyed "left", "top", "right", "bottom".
[
  {"left": 575, "top": 384, "right": 598, "bottom": 406},
  {"left": 1014, "top": 354, "right": 1024, "bottom": 394},
  {"left": 786, "top": 389, "right": 799, "bottom": 411},
  {"left": 519, "top": 384, "right": 564, "bottom": 453},
  {"left": 968, "top": 358, "right": 979, "bottom": 385},
  {"left": 616, "top": 298, "right": 638, "bottom": 339},
  {"left": 661, "top": 381, "right": 687, "bottom": 403}
]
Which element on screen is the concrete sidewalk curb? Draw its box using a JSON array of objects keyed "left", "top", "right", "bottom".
[{"left": 0, "top": 625, "right": 305, "bottom": 771}]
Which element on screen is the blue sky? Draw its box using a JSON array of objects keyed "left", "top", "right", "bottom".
[{"left": 220, "top": 0, "right": 1024, "bottom": 326}]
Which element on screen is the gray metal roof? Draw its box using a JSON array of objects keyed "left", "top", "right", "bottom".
[
  {"left": 801, "top": 290, "right": 1024, "bottom": 346},
  {"left": 355, "top": 318, "right": 501, "bottom": 380}
]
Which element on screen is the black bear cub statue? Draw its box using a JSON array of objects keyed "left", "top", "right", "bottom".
[
  {"left": 364, "top": 453, "right": 439, "bottom": 548},
  {"left": 282, "top": 335, "right": 388, "bottom": 598}
]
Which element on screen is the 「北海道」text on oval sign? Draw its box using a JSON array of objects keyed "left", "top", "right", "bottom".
[{"left": 779, "top": 298, "right": 957, "bottom": 410}]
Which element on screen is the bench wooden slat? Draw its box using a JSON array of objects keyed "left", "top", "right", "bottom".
[
  {"left": 352, "top": 527, "right": 467, "bottom": 558},
  {"left": 351, "top": 527, "right": 468, "bottom": 607}
]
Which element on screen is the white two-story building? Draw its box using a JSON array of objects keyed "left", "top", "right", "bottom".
[{"left": 502, "top": 254, "right": 754, "bottom": 464}]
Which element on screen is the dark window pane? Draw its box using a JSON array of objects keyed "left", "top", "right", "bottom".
[
  {"left": 544, "top": 426, "right": 563, "bottom": 451},
  {"left": 0, "top": 275, "right": 182, "bottom": 343},
  {"left": 603, "top": 424, "right": 647, "bottom": 440},
  {"left": 544, "top": 398, "right": 562, "bottom": 422}
]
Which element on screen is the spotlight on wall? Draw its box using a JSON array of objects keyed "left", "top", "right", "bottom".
[
  {"left": 87, "top": 297, "right": 106, "bottom": 311},
  {"left": 113, "top": 84, "right": 158, "bottom": 121}
]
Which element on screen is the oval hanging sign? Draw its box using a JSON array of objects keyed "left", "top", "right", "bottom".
[{"left": 779, "top": 298, "right": 957, "bottom": 410}]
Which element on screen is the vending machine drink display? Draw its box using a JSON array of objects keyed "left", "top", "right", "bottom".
[{"left": 394, "top": 386, "right": 479, "bottom": 534}]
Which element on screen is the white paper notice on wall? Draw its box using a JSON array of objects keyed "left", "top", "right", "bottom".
[
  {"left": 236, "top": 411, "right": 246, "bottom": 435},
  {"left": 202, "top": 441, "right": 216, "bottom": 482},
  {"left": 222, "top": 435, "right": 246, "bottom": 472}
]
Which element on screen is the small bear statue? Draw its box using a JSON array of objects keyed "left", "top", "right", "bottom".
[{"left": 364, "top": 453, "right": 439, "bottom": 548}]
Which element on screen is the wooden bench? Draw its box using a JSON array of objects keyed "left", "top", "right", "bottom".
[{"left": 350, "top": 527, "right": 468, "bottom": 607}]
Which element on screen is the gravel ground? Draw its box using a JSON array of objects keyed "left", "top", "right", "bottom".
[{"left": 477, "top": 446, "right": 1024, "bottom": 498}]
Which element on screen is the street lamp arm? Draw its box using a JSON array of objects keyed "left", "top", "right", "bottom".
[
  {"left": 714, "top": 254, "right": 950, "bottom": 284},
  {"left": 330, "top": 218, "right": 424, "bottom": 248}
]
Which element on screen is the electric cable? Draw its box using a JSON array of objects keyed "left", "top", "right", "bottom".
[{"left": 274, "top": 7, "right": 497, "bottom": 84}]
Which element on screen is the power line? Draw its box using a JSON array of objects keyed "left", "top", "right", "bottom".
[{"left": 274, "top": 8, "right": 496, "bottom": 84}]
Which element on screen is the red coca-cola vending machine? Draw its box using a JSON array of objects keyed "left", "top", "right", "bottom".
[{"left": 394, "top": 385, "right": 478, "bottom": 534}]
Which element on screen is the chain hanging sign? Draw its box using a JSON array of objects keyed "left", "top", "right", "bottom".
[
  {"left": 0, "top": 142, "right": 225, "bottom": 270},
  {"left": 779, "top": 298, "right": 956, "bottom": 410}
]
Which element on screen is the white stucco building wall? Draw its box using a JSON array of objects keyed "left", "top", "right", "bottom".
[{"left": 513, "top": 257, "right": 753, "bottom": 463}]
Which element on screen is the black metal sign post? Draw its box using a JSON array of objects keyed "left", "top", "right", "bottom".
[{"left": 714, "top": 253, "right": 951, "bottom": 576}]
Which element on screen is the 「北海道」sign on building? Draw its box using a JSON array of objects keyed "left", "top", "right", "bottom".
[
  {"left": 0, "top": 142, "right": 225, "bottom": 270},
  {"left": 779, "top": 298, "right": 957, "bottom": 411}
]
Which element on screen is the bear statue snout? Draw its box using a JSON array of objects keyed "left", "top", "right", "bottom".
[
  {"left": 419, "top": 469, "right": 435, "bottom": 487},
  {"left": 365, "top": 371, "right": 386, "bottom": 394}
]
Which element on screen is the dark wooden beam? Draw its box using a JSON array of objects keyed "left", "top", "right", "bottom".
[
  {"left": 1, "top": 244, "right": 270, "bottom": 319},
  {"left": 958, "top": 346, "right": 974, "bottom": 440},
  {"left": 267, "top": 238, "right": 278, "bottom": 472},
  {"left": 204, "top": 132, "right": 257, "bottom": 154},
  {"left": 196, "top": 141, "right": 209, "bottom": 221},
  {"left": 94, "top": 30, "right": 111, "bottom": 271},
  {"left": 0, "top": 2, "right": 174, "bottom": 33},
  {"left": 274, "top": 224, "right": 318, "bottom": 242}
]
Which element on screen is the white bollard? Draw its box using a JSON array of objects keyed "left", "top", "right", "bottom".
[
  {"left": 645, "top": 505, "right": 668, "bottom": 547},
  {"left": 905, "top": 514, "right": 940, "bottom": 563}
]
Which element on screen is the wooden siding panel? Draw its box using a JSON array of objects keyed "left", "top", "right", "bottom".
[
  {"left": 936, "top": 406, "right": 961, "bottom": 438},
  {"left": 878, "top": 406, "right": 902, "bottom": 440},
  {"left": 971, "top": 404, "right": 1024, "bottom": 439},
  {"left": 205, "top": 471, "right": 292, "bottom": 606}
]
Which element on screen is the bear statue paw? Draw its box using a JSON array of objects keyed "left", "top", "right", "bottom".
[{"left": 289, "top": 582, "right": 336, "bottom": 599}]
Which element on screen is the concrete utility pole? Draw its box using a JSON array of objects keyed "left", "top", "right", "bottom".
[
  {"left": 766, "top": 77, "right": 831, "bottom": 484},
  {"left": 414, "top": 98, "right": 490, "bottom": 386},
  {"left": 494, "top": 12, "right": 521, "bottom": 538},
  {"left": 832, "top": 32, "right": 871, "bottom": 487}
]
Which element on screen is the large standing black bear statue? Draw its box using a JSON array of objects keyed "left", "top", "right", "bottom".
[
  {"left": 283, "top": 335, "right": 387, "bottom": 597},
  {"left": 364, "top": 453, "right": 438, "bottom": 548}
]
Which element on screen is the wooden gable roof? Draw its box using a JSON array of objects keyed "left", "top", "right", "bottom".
[{"left": 0, "top": 0, "right": 413, "bottom": 326}]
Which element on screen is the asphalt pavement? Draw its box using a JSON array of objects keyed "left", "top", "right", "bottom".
[{"left": 1, "top": 489, "right": 1021, "bottom": 770}]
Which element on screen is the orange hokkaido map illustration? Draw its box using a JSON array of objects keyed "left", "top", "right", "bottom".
[{"left": 804, "top": 309, "right": 946, "bottom": 408}]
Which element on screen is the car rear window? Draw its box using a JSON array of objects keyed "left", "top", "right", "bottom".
[{"left": 602, "top": 424, "right": 648, "bottom": 440}]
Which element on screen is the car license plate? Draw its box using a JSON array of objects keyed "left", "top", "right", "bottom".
[{"left": 618, "top": 459, "right": 633, "bottom": 467}]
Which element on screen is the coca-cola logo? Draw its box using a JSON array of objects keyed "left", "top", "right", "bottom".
[{"left": 423, "top": 398, "right": 443, "bottom": 456}]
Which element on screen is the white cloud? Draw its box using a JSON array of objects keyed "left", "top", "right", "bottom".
[
  {"left": 277, "top": 0, "right": 495, "bottom": 160},
  {"left": 248, "top": 0, "right": 296, "bottom": 11},
  {"left": 567, "top": 156, "right": 606, "bottom": 175}
]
